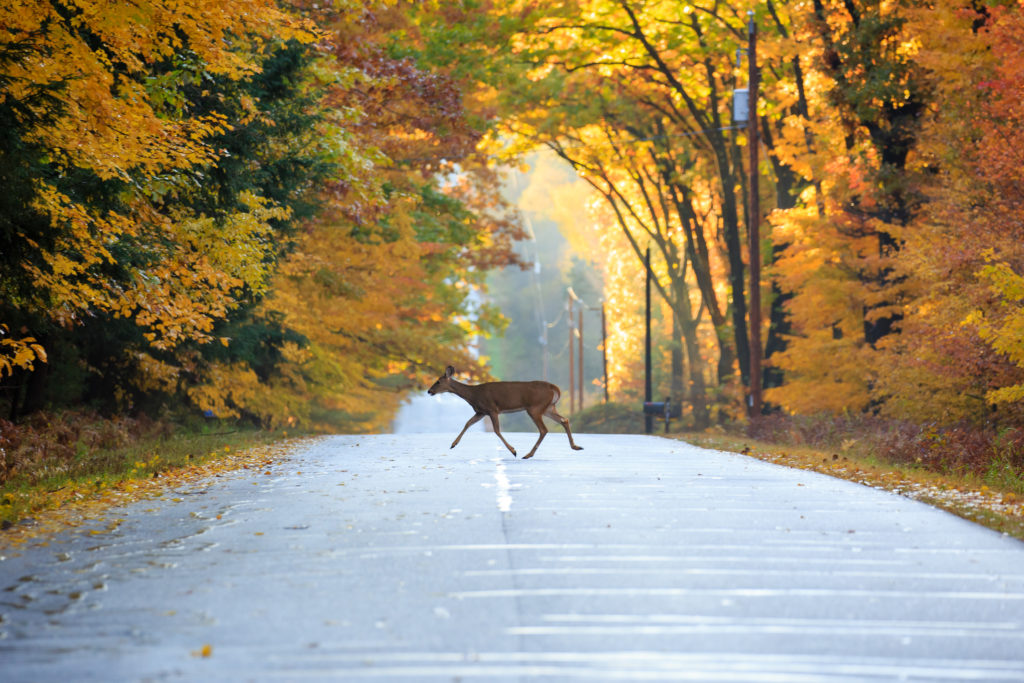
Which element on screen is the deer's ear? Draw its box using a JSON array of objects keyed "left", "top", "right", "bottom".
[{"left": 445, "top": 365, "right": 455, "bottom": 377}]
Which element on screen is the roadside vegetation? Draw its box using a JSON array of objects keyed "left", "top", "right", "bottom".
[
  {"left": 0, "top": 411, "right": 297, "bottom": 534},
  {"left": 574, "top": 402, "right": 1024, "bottom": 542},
  {"left": 3, "top": 403, "right": 1023, "bottom": 545}
]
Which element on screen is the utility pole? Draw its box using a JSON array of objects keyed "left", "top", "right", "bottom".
[
  {"left": 746, "top": 10, "right": 763, "bottom": 418},
  {"left": 601, "top": 304, "right": 609, "bottom": 404},
  {"left": 567, "top": 287, "right": 588, "bottom": 412},
  {"left": 567, "top": 291, "right": 575, "bottom": 414},
  {"left": 644, "top": 247, "right": 653, "bottom": 434},
  {"left": 577, "top": 303, "right": 584, "bottom": 411}
]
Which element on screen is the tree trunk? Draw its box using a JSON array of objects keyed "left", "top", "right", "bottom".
[{"left": 671, "top": 291, "right": 710, "bottom": 430}]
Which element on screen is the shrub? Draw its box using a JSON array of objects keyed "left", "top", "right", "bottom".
[
  {"left": 748, "top": 413, "right": 1024, "bottom": 490},
  {"left": 572, "top": 402, "right": 645, "bottom": 434},
  {"left": 0, "top": 411, "right": 171, "bottom": 485}
]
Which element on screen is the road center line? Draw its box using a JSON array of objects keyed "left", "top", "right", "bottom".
[{"left": 494, "top": 458, "right": 512, "bottom": 512}]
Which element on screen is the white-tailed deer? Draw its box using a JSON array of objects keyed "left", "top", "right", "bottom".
[{"left": 427, "top": 365, "right": 583, "bottom": 459}]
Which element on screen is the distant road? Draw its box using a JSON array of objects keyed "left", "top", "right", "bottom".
[
  {"left": 2, "top": 433, "right": 1023, "bottom": 681},
  {"left": 392, "top": 392, "right": 484, "bottom": 434}
]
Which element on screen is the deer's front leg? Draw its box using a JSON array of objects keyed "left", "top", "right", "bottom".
[
  {"left": 488, "top": 413, "right": 517, "bottom": 457},
  {"left": 451, "top": 413, "right": 485, "bottom": 449}
]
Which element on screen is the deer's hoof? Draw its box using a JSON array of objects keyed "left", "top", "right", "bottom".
[
  {"left": 523, "top": 453, "right": 534, "bottom": 460},
  {"left": 572, "top": 445, "right": 584, "bottom": 450}
]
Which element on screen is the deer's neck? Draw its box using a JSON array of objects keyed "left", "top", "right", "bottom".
[{"left": 449, "top": 379, "right": 481, "bottom": 406}]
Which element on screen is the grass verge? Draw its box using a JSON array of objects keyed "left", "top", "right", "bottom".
[
  {"left": 5, "top": 404, "right": 1023, "bottom": 548},
  {"left": 680, "top": 429, "right": 1024, "bottom": 543},
  {"left": 1, "top": 414, "right": 308, "bottom": 550},
  {"left": 573, "top": 402, "right": 1024, "bottom": 541}
]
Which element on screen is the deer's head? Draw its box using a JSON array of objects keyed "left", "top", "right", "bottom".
[{"left": 427, "top": 365, "right": 456, "bottom": 395}]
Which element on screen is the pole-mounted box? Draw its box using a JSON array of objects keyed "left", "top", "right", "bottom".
[{"left": 733, "top": 87, "right": 749, "bottom": 124}]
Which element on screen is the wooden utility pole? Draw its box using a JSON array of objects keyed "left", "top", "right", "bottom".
[
  {"left": 568, "top": 291, "right": 575, "bottom": 413},
  {"left": 577, "top": 303, "right": 584, "bottom": 411},
  {"left": 601, "top": 304, "right": 609, "bottom": 404},
  {"left": 746, "top": 11, "right": 763, "bottom": 418},
  {"left": 566, "top": 288, "right": 607, "bottom": 409}
]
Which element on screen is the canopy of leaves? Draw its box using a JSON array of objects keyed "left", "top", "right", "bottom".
[
  {"left": 415, "top": 0, "right": 1024, "bottom": 432},
  {"left": 7, "top": 0, "right": 1024, "bottom": 438},
  {"left": 1, "top": 0, "right": 524, "bottom": 431}
]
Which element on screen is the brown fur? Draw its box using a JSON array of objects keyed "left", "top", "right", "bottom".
[{"left": 427, "top": 366, "right": 583, "bottom": 459}]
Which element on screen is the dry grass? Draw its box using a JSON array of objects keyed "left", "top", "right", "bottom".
[
  {"left": 680, "top": 429, "right": 1024, "bottom": 542},
  {"left": 573, "top": 403, "right": 1024, "bottom": 540},
  {"left": 0, "top": 411, "right": 303, "bottom": 542}
]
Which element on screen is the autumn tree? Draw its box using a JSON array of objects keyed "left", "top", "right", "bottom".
[
  {"left": 411, "top": 0, "right": 831, "bottom": 422},
  {"left": 763, "top": 0, "right": 1024, "bottom": 428},
  {"left": 1, "top": 0, "right": 524, "bottom": 430},
  {"left": 0, "top": 0, "right": 322, "bottom": 417},
  {"left": 870, "top": 0, "right": 1024, "bottom": 423},
  {"left": 964, "top": 4, "right": 1024, "bottom": 413},
  {"left": 181, "top": 1, "right": 527, "bottom": 429},
  {"left": 764, "top": 0, "right": 932, "bottom": 414},
  {"left": 541, "top": 117, "right": 716, "bottom": 427}
]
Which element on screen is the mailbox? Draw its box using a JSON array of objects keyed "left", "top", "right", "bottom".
[{"left": 643, "top": 397, "right": 682, "bottom": 432}]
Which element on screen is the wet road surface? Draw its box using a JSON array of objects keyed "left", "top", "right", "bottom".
[{"left": 2, "top": 433, "right": 1024, "bottom": 681}]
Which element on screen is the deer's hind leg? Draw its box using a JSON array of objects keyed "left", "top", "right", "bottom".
[
  {"left": 523, "top": 407, "right": 549, "bottom": 460},
  {"left": 545, "top": 406, "right": 583, "bottom": 451},
  {"left": 488, "top": 413, "right": 518, "bottom": 457}
]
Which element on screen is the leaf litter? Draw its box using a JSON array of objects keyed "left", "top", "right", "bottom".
[{"left": 0, "top": 437, "right": 319, "bottom": 553}]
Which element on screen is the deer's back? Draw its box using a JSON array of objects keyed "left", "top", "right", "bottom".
[{"left": 476, "top": 380, "right": 559, "bottom": 413}]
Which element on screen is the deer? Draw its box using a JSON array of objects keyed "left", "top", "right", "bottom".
[{"left": 427, "top": 365, "right": 584, "bottom": 459}]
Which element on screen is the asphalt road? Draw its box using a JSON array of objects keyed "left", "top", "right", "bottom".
[{"left": 2, "top": 432, "right": 1024, "bottom": 682}]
